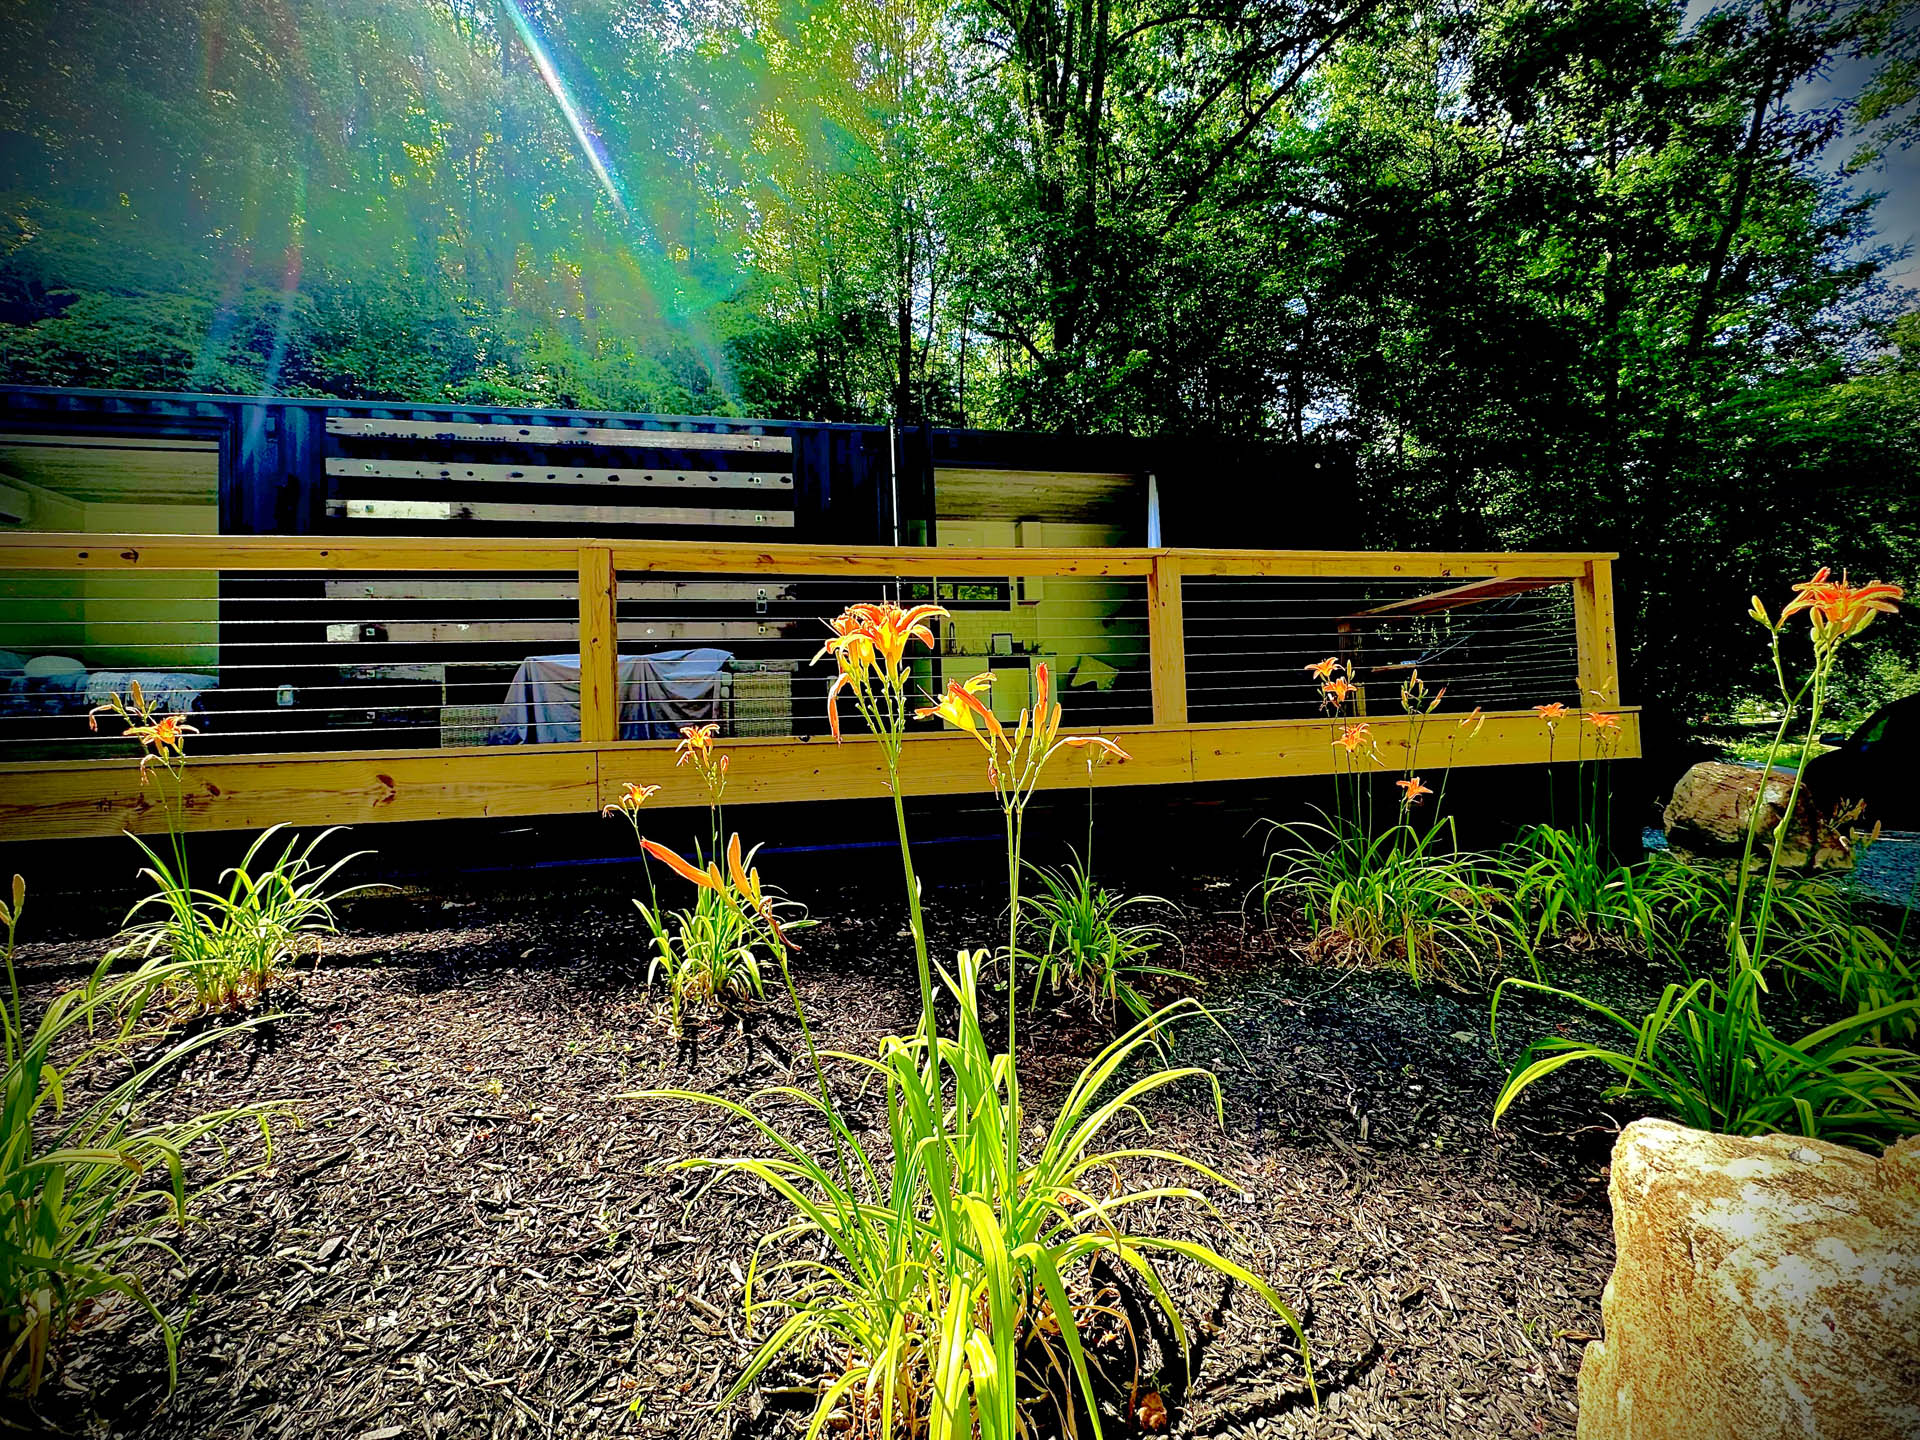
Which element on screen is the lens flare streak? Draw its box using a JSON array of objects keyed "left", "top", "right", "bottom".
[{"left": 500, "top": 1, "right": 630, "bottom": 220}]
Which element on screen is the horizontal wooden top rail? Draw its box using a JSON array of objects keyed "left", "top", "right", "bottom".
[{"left": 0, "top": 532, "right": 1616, "bottom": 579}]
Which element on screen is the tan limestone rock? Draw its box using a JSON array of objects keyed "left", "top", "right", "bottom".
[
  {"left": 1577, "top": 1119, "right": 1920, "bottom": 1440},
  {"left": 1663, "top": 761, "right": 1854, "bottom": 870}
]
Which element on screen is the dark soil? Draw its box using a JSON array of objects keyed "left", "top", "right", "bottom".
[{"left": 12, "top": 868, "right": 1656, "bottom": 1440}]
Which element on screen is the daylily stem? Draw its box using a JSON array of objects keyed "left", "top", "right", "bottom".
[{"left": 886, "top": 742, "right": 937, "bottom": 1075}]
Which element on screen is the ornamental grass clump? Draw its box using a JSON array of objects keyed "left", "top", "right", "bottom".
[
  {"left": 1260, "top": 666, "right": 1512, "bottom": 985},
  {"left": 1493, "top": 569, "right": 1920, "bottom": 1151},
  {"left": 90, "top": 685, "right": 372, "bottom": 1012},
  {"left": 0, "top": 876, "right": 281, "bottom": 1395},
  {"left": 626, "top": 602, "right": 1312, "bottom": 1439}
]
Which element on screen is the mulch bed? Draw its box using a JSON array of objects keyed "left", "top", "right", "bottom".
[{"left": 13, "top": 866, "right": 1653, "bottom": 1440}]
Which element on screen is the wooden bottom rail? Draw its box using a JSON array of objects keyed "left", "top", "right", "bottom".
[{"left": 0, "top": 710, "right": 1639, "bottom": 842}]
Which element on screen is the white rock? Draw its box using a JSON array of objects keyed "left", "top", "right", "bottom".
[{"left": 1578, "top": 1119, "right": 1920, "bottom": 1440}]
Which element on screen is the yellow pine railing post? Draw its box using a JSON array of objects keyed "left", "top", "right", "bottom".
[
  {"left": 1148, "top": 553, "right": 1188, "bottom": 726},
  {"left": 577, "top": 546, "right": 618, "bottom": 743},
  {"left": 1573, "top": 557, "right": 1621, "bottom": 708}
]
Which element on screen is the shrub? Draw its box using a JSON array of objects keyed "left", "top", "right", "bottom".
[
  {"left": 1258, "top": 667, "right": 1517, "bottom": 985},
  {"left": 1494, "top": 568, "right": 1920, "bottom": 1151},
  {"left": 1, "top": 876, "right": 280, "bottom": 1394},
  {"left": 606, "top": 754, "right": 798, "bottom": 1032},
  {"left": 633, "top": 837, "right": 803, "bottom": 1030},
  {"left": 1490, "top": 970, "right": 1920, "bottom": 1150},
  {"left": 1023, "top": 855, "right": 1187, "bottom": 1024},
  {"left": 1638, "top": 851, "right": 1916, "bottom": 1040}
]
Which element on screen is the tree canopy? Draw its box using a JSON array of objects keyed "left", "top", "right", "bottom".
[{"left": 0, "top": 0, "right": 1915, "bottom": 725}]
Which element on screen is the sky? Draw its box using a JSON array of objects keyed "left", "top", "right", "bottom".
[
  {"left": 1796, "top": 51, "right": 1920, "bottom": 294},
  {"left": 1675, "top": 0, "right": 1919, "bottom": 296}
]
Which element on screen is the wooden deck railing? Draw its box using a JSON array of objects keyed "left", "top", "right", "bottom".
[{"left": 0, "top": 534, "right": 1633, "bottom": 840}]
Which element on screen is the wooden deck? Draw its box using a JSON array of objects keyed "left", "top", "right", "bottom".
[{"left": 0, "top": 534, "right": 1633, "bottom": 841}]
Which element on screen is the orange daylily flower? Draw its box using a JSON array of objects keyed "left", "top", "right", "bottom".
[
  {"left": 89, "top": 684, "right": 199, "bottom": 784},
  {"left": 148, "top": 714, "right": 192, "bottom": 752},
  {"left": 1583, "top": 711, "right": 1621, "bottom": 732},
  {"left": 1397, "top": 776, "right": 1434, "bottom": 805},
  {"left": 676, "top": 723, "right": 719, "bottom": 765},
  {"left": 602, "top": 781, "right": 661, "bottom": 820},
  {"left": 726, "top": 833, "right": 791, "bottom": 949},
  {"left": 1335, "top": 722, "right": 1373, "bottom": 754},
  {"left": 1533, "top": 703, "right": 1568, "bottom": 722},
  {"left": 1060, "top": 734, "right": 1131, "bottom": 765},
  {"left": 1779, "top": 568, "right": 1903, "bottom": 638},
  {"left": 1321, "top": 677, "right": 1354, "bottom": 707},
  {"left": 1306, "top": 657, "right": 1340, "bottom": 681},
  {"left": 915, "top": 672, "right": 1004, "bottom": 747},
  {"left": 639, "top": 838, "right": 724, "bottom": 893},
  {"left": 815, "top": 601, "right": 950, "bottom": 739}
]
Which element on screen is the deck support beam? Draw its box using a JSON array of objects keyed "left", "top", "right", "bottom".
[
  {"left": 1574, "top": 558, "right": 1622, "bottom": 707},
  {"left": 577, "top": 547, "right": 618, "bottom": 744},
  {"left": 1148, "top": 555, "right": 1187, "bottom": 726}
]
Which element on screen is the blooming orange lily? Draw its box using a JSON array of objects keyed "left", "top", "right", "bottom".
[
  {"left": 1775, "top": 568, "right": 1904, "bottom": 640},
  {"left": 675, "top": 723, "right": 729, "bottom": 812},
  {"left": 89, "top": 682, "right": 199, "bottom": 784},
  {"left": 814, "top": 601, "right": 949, "bottom": 741},
  {"left": 603, "top": 781, "right": 661, "bottom": 821},
  {"left": 914, "top": 661, "right": 1128, "bottom": 821},
  {"left": 1061, "top": 734, "right": 1132, "bottom": 765},
  {"left": 1583, "top": 711, "right": 1621, "bottom": 733},
  {"left": 1533, "top": 702, "right": 1568, "bottom": 723},
  {"left": 1396, "top": 776, "right": 1434, "bottom": 805},
  {"left": 676, "top": 723, "right": 719, "bottom": 765},
  {"left": 914, "top": 672, "right": 1004, "bottom": 747},
  {"left": 1321, "top": 677, "right": 1354, "bottom": 708},
  {"left": 1334, "top": 722, "right": 1373, "bottom": 755},
  {"left": 1306, "top": 657, "right": 1340, "bottom": 681}
]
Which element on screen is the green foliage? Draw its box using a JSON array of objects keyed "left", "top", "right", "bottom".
[
  {"left": 1490, "top": 971, "right": 1920, "bottom": 1151},
  {"left": 1022, "top": 856, "right": 1188, "bottom": 1026},
  {"left": 113, "top": 824, "right": 372, "bottom": 1013},
  {"left": 4, "top": 1, "right": 1918, "bottom": 716},
  {"left": 622, "top": 613, "right": 1305, "bottom": 1434},
  {"left": 1261, "top": 814, "right": 1516, "bottom": 987},
  {"left": 0, "top": 876, "right": 280, "bottom": 1395},
  {"left": 632, "top": 948, "right": 1310, "bottom": 1440},
  {"left": 636, "top": 870, "right": 788, "bottom": 1033},
  {"left": 1637, "top": 853, "right": 1917, "bottom": 1040},
  {"left": 1500, "top": 824, "right": 1660, "bottom": 958},
  {"left": 1493, "top": 573, "right": 1920, "bottom": 1151}
]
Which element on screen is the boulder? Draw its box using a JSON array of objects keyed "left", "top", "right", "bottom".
[
  {"left": 1577, "top": 1119, "right": 1920, "bottom": 1440},
  {"left": 1662, "top": 761, "right": 1854, "bottom": 870}
]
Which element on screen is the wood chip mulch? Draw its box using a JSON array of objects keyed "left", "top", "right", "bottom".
[{"left": 13, "top": 870, "right": 1647, "bottom": 1440}]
